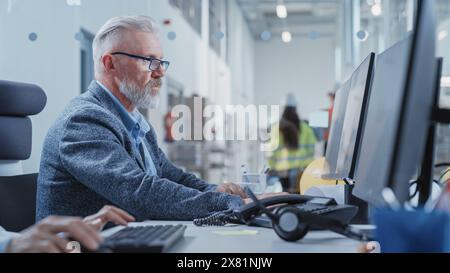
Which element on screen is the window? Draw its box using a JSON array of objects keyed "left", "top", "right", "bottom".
[
  {"left": 208, "top": 0, "right": 229, "bottom": 60},
  {"left": 169, "top": 0, "right": 202, "bottom": 36},
  {"left": 79, "top": 28, "right": 95, "bottom": 93}
]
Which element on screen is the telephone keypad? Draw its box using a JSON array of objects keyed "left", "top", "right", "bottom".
[{"left": 296, "top": 204, "right": 336, "bottom": 215}]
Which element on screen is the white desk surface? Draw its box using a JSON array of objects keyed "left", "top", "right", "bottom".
[{"left": 101, "top": 221, "right": 363, "bottom": 253}]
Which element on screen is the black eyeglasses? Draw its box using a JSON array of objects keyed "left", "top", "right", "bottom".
[{"left": 111, "top": 52, "right": 170, "bottom": 72}]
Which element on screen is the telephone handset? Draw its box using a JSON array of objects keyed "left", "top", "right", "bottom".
[
  {"left": 234, "top": 194, "right": 337, "bottom": 222},
  {"left": 194, "top": 193, "right": 372, "bottom": 242}
]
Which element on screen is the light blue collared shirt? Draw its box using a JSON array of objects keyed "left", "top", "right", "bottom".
[
  {"left": 96, "top": 81, "right": 157, "bottom": 175},
  {"left": 0, "top": 226, "right": 18, "bottom": 253}
]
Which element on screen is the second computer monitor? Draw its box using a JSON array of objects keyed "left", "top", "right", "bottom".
[
  {"left": 322, "top": 53, "right": 375, "bottom": 180},
  {"left": 335, "top": 53, "right": 375, "bottom": 180},
  {"left": 322, "top": 80, "right": 350, "bottom": 180}
]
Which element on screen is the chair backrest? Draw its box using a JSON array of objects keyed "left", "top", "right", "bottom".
[
  {"left": 0, "top": 174, "right": 38, "bottom": 232},
  {"left": 0, "top": 80, "right": 46, "bottom": 231},
  {"left": 0, "top": 80, "right": 46, "bottom": 163}
]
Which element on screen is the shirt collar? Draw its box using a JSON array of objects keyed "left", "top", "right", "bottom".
[{"left": 96, "top": 81, "right": 150, "bottom": 141}]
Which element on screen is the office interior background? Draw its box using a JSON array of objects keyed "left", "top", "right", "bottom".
[{"left": 1, "top": 0, "right": 449, "bottom": 185}]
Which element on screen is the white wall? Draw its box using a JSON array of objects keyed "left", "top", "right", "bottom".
[
  {"left": 254, "top": 37, "right": 336, "bottom": 120},
  {"left": 227, "top": 0, "right": 257, "bottom": 179},
  {"left": 0, "top": 0, "right": 82, "bottom": 174},
  {"left": 0, "top": 0, "right": 255, "bottom": 179}
]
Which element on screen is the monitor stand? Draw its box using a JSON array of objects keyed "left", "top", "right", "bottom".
[
  {"left": 416, "top": 58, "right": 448, "bottom": 206},
  {"left": 416, "top": 122, "right": 436, "bottom": 206},
  {"left": 416, "top": 107, "right": 450, "bottom": 206},
  {"left": 345, "top": 183, "right": 370, "bottom": 224}
]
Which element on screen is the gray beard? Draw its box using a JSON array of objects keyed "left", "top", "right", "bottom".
[{"left": 118, "top": 78, "right": 161, "bottom": 109}]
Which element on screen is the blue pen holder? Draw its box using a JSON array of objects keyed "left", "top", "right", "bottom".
[{"left": 373, "top": 209, "right": 450, "bottom": 253}]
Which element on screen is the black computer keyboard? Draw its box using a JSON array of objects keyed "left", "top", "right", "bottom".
[{"left": 100, "top": 224, "right": 187, "bottom": 253}]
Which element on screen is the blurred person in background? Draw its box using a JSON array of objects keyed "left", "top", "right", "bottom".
[{"left": 267, "top": 93, "right": 317, "bottom": 193}]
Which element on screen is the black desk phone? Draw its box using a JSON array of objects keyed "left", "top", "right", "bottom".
[{"left": 194, "top": 194, "right": 371, "bottom": 242}]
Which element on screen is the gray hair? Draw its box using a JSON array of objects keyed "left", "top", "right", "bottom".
[{"left": 93, "top": 15, "right": 159, "bottom": 76}]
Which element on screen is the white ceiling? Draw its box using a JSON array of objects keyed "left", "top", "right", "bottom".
[
  {"left": 236, "top": 0, "right": 339, "bottom": 40},
  {"left": 236, "top": 0, "right": 450, "bottom": 41}
]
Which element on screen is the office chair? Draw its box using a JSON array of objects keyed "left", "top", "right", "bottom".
[{"left": 0, "top": 80, "right": 46, "bottom": 232}]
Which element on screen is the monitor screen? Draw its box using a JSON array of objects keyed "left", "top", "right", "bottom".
[
  {"left": 352, "top": 37, "right": 412, "bottom": 206},
  {"left": 388, "top": 0, "right": 437, "bottom": 203},
  {"left": 322, "top": 80, "right": 350, "bottom": 179},
  {"left": 335, "top": 53, "right": 375, "bottom": 180},
  {"left": 353, "top": 0, "right": 437, "bottom": 206}
]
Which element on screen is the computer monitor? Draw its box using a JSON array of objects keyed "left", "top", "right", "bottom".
[
  {"left": 353, "top": 0, "right": 437, "bottom": 206},
  {"left": 322, "top": 80, "right": 351, "bottom": 179},
  {"left": 335, "top": 53, "right": 375, "bottom": 180},
  {"left": 322, "top": 53, "right": 375, "bottom": 180}
]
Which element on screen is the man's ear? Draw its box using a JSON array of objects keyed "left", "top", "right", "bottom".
[{"left": 102, "top": 54, "right": 115, "bottom": 72}]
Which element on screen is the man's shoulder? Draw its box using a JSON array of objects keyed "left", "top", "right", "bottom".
[
  {"left": 63, "top": 94, "right": 118, "bottom": 124},
  {"left": 50, "top": 93, "right": 123, "bottom": 139}
]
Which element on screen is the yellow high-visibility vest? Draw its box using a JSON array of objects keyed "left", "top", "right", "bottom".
[{"left": 268, "top": 121, "right": 318, "bottom": 171}]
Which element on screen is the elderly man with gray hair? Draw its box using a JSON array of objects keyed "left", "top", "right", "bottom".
[{"left": 36, "top": 16, "right": 256, "bottom": 222}]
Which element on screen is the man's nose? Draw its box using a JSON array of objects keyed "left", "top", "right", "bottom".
[{"left": 151, "top": 66, "right": 165, "bottom": 78}]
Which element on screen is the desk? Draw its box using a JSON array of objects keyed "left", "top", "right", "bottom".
[{"left": 101, "top": 221, "right": 363, "bottom": 253}]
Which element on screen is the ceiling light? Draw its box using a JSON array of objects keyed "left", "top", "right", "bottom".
[
  {"left": 438, "top": 30, "right": 448, "bottom": 41},
  {"left": 276, "top": 4, "right": 288, "bottom": 19},
  {"left": 442, "top": 76, "right": 450, "bottom": 88},
  {"left": 371, "top": 4, "right": 382, "bottom": 16},
  {"left": 66, "top": 0, "right": 82, "bottom": 6},
  {"left": 282, "top": 31, "right": 292, "bottom": 43}
]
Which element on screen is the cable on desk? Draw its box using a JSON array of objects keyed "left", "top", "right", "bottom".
[
  {"left": 409, "top": 179, "right": 442, "bottom": 199},
  {"left": 193, "top": 209, "right": 236, "bottom": 227},
  {"left": 435, "top": 163, "right": 450, "bottom": 168}
]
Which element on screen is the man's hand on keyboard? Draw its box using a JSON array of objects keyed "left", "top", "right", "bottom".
[
  {"left": 217, "top": 181, "right": 248, "bottom": 199},
  {"left": 243, "top": 192, "right": 289, "bottom": 205},
  {"left": 83, "top": 205, "right": 135, "bottom": 231}
]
